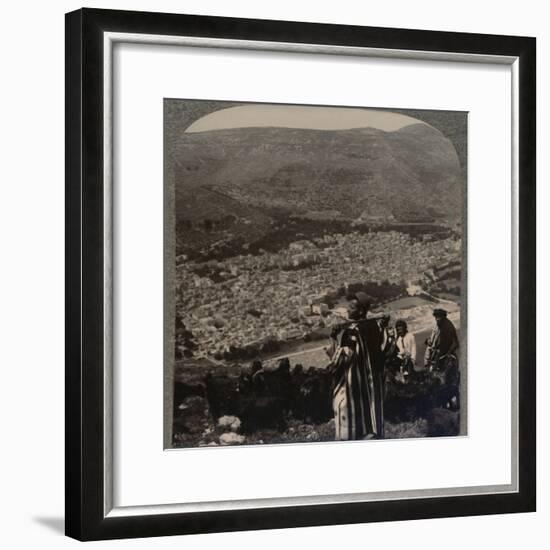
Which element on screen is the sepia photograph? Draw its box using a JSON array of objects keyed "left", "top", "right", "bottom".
[
  {"left": 61, "top": 5, "right": 537, "bottom": 541},
  {"left": 165, "top": 100, "right": 467, "bottom": 449}
]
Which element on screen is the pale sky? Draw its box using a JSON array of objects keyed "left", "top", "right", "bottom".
[{"left": 185, "top": 104, "right": 427, "bottom": 133}]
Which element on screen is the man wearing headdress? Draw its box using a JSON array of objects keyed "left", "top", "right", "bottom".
[
  {"left": 327, "top": 292, "right": 386, "bottom": 440},
  {"left": 424, "top": 308, "right": 459, "bottom": 371}
]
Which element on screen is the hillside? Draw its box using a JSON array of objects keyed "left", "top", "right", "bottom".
[{"left": 173, "top": 124, "right": 462, "bottom": 223}]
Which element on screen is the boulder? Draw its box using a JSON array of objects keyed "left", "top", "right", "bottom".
[
  {"left": 219, "top": 432, "right": 246, "bottom": 445},
  {"left": 217, "top": 415, "right": 242, "bottom": 432}
]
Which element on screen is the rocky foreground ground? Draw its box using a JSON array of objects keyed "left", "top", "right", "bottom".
[{"left": 172, "top": 364, "right": 460, "bottom": 448}]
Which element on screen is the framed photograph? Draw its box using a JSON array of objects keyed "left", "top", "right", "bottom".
[{"left": 65, "top": 8, "right": 536, "bottom": 541}]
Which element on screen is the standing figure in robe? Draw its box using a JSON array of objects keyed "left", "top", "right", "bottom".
[{"left": 327, "top": 292, "right": 386, "bottom": 440}]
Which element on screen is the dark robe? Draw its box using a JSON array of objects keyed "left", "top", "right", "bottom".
[{"left": 436, "top": 317, "right": 459, "bottom": 357}]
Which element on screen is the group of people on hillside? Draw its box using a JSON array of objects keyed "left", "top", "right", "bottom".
[{"left": 327, "top": 291, "right": 459, "bottom": 441}]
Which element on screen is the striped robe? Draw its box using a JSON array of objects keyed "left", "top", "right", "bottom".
[{"left": 329, "top": 321, "right": 384, "bottom": 440}]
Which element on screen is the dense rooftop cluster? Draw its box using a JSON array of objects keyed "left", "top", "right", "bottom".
[{"left": 175, "top": 231, "right": 461, "bottom": 359}]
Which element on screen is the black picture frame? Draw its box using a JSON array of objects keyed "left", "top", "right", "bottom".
[{"left": 65, "top": 7, "right": 536, "bottom": 541}]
